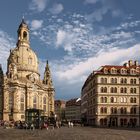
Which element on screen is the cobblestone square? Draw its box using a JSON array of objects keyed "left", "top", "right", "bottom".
[{"left": 0, "top": 127, "right": 140, "bottom": 140}]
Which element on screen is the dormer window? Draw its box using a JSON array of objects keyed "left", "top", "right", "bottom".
[
  {"left": 121, "top": 68, "right": 127, "bottom": 75},
  {"left": 104, "top": 68, "right": 108, "bottom": 74},
  {"left": 130, "top": 69, "right": 136, "bottom": 75},
  {"left": 111, "top": 68, "right": 117, "bottom": 74}
]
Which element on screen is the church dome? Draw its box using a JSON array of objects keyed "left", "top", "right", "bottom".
[
  {"left": 8, "top": 46, "right": 39, "bottom": 74},
  {"left": 7, "top": 19, "right": 39, "bottom": 79}
]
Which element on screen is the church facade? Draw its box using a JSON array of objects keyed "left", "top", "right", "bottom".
[{"left": 0, "top": 19, "right": 55, "bottom": 121}]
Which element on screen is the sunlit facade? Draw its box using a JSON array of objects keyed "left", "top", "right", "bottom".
[
  {"left": 0, "top": 19, "right": 55, "bottom": 121},
  {"left": 81, "top": 60, "right": 140, "bottom": 127}
]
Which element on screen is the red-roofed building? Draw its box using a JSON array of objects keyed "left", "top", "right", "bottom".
[{"left": 81, "top": 60, "right": 140, "bottom": 127}]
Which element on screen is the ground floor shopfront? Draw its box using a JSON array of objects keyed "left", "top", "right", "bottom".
[{"left": 87, "top": 116, "right": 139, "bottom": 127}]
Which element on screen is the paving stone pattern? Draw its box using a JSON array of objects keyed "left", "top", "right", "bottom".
[{"left": 0, "top": 127, "right": 140, "bottom": 140}]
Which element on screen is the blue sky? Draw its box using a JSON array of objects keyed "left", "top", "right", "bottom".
[{"left": 0, "top": 0, "right": 140, "bottom": 100}]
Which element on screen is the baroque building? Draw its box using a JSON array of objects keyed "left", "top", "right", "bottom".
[
  {"left": 0, "top": 19, "right": 55, "bottom": 121},
  {"left": 81, "top": 60, "right": 140, "bottom": 127}
]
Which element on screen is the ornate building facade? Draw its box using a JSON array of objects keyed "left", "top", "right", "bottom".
[
  {"left": 81, "top": 60, "right": 140, "bottom": 127},
  {"left": 0, "top": 19, "right": 55, "bottom": 121}
]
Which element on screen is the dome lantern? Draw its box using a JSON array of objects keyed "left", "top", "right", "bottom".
[{"left": 17, "top": 18, "right": 30, "bottom": 47}]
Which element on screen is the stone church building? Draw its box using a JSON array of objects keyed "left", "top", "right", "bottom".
[{"left": 0, "top": 19, "right": 55, "bottom": 121}]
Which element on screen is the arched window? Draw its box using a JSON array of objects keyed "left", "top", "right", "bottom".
[
  {"left": 134, "top": 88, "right": 136, "bottom": 93},
  {"left": 134, "top": 108, "right": 136, "bottom": 114},
  {"left": 120, "top": 78, "right": 123, "bottom": 84},
  {"left": 134, "top": 98, "right": 136, "bottom": 103},
  {"left": 114, "top": 97, "right": 117, "bottom": 102},
  {"left": 134, "top": 79, "right": 136, "bottom": 84},
  {"left": 120, "top": 107, "right": 127, "bottom": 114},
  {"left": 104, "top": 107, "right": 107, "bottom": 113},
  {"left": 120, "top": 88, "right": 123, "bottom": 93},
  {"left": 23, "top": 31, "right": 27, "bottom": 40},
  {"left": 124, "top": 78, "right": 127, "bottom": 84},
  {"left": 111, "top": 107, "right": 113, "bottom": 114},
  {"left": 100, "top": 107, "right": 104, "bottom": 113},
  {"left": 120, "top": 107, "right": 123, "bottom": 114},
  {"left": 111, "top": 78, "right": 114, "bottom": 83},
  {"left": 110, "top": 87, "right": 113, "bottom": 93},
  {"left": 130, "top": 79, "right": 133, "bottom": 84},
  {"left": 130, "top": 97, "right": 133, "bottom": 103},
  {"left": 114, "top": 87, "right": 117, "bottom": 93},
  {"left": 33, "top": 96, "right": 37, "bottom": 108},
  {"left": 124, "top": 108, "right": 127, "bottom": 114},
  {"left": 104, "top": 118, "right": 107, "bottom": 125},
  {"left": 101, "top": 87, "right": 104, "bottom": 93},
  {"left": 130, "top": 88, "right": 133, "bottom": 93},
  {"left": 130, "top": 107, "right": 136, "bottom": 114},
  {"left": 101, "top": 97, "right": 104, "bottom": 103},
  {"left": 43, "top": 97, "right": 47, "bottom": 112},
  {"left": 104, "top": 78, "right": 107, "bottom": 83},
  {"left": 101, "top": 78, "right": 104, "bottom": 83},
  {"left": 124, "top": 88, "right": 127, "bottom": 93},
  {"left": 114, "top": 107, "right": 117, "bottom": 114},
  {"left": 100, "top": 119, "right": 103, "bottom": 125},
  {"left": 104, "top": 87, "right": 107, "bottom": 93},
  {"left": 20, "top": 94, "right": 24, "bottom": 111},
  {"left": 120, "top": 97, "right": 123, "bottom": 103},
  {"left": 110, "top": 97, "right": 114, "bottom": 103},
  {"left": 104, "top": 97, "right": 107, "bottom": 103},
  {"left": 124, "top": 97, "right": 126, "bottom": 103},
  {"left": 115, "top": 78, "right": 117, "bottom": 83},
  {"left": 111, "top": 107, "right": 117, "bottom": 114}
]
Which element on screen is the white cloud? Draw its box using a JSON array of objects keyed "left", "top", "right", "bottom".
[
  {"left": 54, "top": 44, "right": 140, "bottom": 83},
  {"left": 30, "top": 13, "right": 140, "bottom": 99},
  {"left": 0, "top": 30, "right": 15, "bottom": 72},
  {"left": 85, "top": 0, "right": 123, "bottom": 22},
  {"left": 49, "top": 3, "right": 64, "bottom": 14},
  {"left": 31, "top": 20, "right": 43, "bottom": 30},
  {"left": 56, "top": 30, "right": 76, "bottom": 52},
  {"left": 56, "top": 30, "right": 66, "bottom": 46},
  {"left": 29, "top": 0, "right": 47, "bottom": 12}
]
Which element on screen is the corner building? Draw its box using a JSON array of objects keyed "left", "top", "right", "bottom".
[
  {"left": 81, "top": 60, "right": 140, "bottom": 127},
  {"left": 0, "top": 19, "right": 55, "bottom": 121}
]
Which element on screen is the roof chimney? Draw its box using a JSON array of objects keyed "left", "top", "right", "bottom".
[
  {"left": 134, "top": 60, "right": 138, "bottom": 66},
  {"left": 128, "top": 60, "right": 133, "bottom": 66}
]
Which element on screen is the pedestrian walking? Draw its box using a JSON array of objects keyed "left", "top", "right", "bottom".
[
  {"left": 71, "top": 122, "right": 74, "bottom": 128},
  {"left": 68, "top": 121, "right": 70, "bottom": 128},
  {"left": 44, "top": 122, "right": 48, "bottom": 130},
  {"left": 30, "top": 123, "right": 35, "bottom": 130}
]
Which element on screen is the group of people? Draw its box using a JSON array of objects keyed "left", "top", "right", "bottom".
[
  {"left": 0, "top": 120, "right": 76, "bottom": 130},
  {"left": 0, "top": 120, "right": 35, "bottom": 130},
  {"left": 68, "top": 121, "right": 74, "bottom": 128}
]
